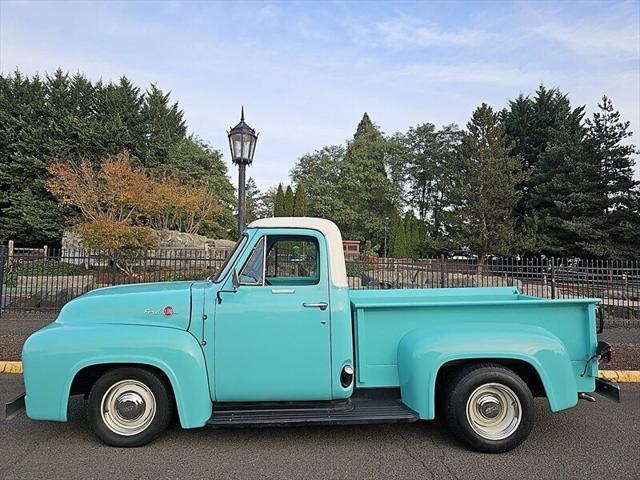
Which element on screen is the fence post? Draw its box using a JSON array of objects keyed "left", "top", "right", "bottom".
[
  {"left": 440, "top": 254, "right": 446, "bottom": 288},
  {"left": 111, "top": 250, "right": 118, "bottom": 286},
  {"left": 7, "top": 239, "right": 14, "bottom": 267},
  {"left": 0, "top": 245, "right": 7, "bottom": 315},
  {"left": 550, "top": 257, "right": 556, "bottom": 299}
]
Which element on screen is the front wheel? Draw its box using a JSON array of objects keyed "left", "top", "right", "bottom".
[
  {"left": 444, "top": 363, "right": 534, "bottom": 453},
  {"left": 87, "top": 367, "right": 173, "bottom": 447}
]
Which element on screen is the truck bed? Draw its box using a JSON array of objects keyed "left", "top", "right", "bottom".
[{"left": 348, "top": 287, "right": 600, "bottom": 390}]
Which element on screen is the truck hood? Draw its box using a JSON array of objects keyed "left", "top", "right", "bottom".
[{"left": 54, "top": 281, "right": 194, "bottom": 330}]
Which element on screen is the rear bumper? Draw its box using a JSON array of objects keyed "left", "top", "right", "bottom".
[
  {"left": 3, "top": 393, "right": 26, "bottom": 420},
  {"left": 594, "top": 377, "right": 620, "bottom": 403}
]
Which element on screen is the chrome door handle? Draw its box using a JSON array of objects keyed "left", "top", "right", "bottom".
[{"left": 303, "top": 302, "right": 328, "bottom": 311}]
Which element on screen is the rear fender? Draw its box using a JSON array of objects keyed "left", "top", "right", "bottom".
[
  {"left": 22, "top": 324, "right": 212, "bottom": 428},
  {"left": 397, "top": 324, "right": 577, "bottom": 419}
]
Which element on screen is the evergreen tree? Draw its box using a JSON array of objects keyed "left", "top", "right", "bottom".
[
  {"left": 411, "top": 217, "right": 421, "bottom": 258},
  {"left": 274, "top": 184, "right": 286, "bottom": 217},
  {"left": 503, "top": 85, "right": 601, "bottom": 256},
  {"left": 244, "top": 177, "right": 261, "bottom": 225},
  {"left": 290, "top": 115, "right": 395, "bottom": 248},
  {"left": 585, "top": 96, "right": 640, "bottom": 257},
  {"left": 0, "top": 70, "right": 234, "bottom": 244},
  {"left": 284, "top": 185, "right": 294, "bottom": 216},
  {"left": 293, "top": 184, "right": 307, "bottom": 216},
  {"left": 340, "top": 113, "right": 393, "bottom": 245},
  {"left": 0, "top": 71, "right": 72, "bottom": 244},
  {"left": 403, "top": 213, "right": 417, "bottom": 258},
  {"left": 255, "top": 186, "right": 277, "bottom": 220},
  {"left": 290, "top": 146, "right": 350, "bottom": 224},
  {"left": 502, "top": 86, "right": 563, "bottom": 223},
  {"left": 391, "top": 217, "right": 408, "bottom": 258},
  {"left": 93, "top": 76, "right": 145, "bottom": 161},
  {"left": 139, "top": 84, "right": 186, "bottom": 171},
  {"left": 450, "top": 103, "right": 526, "bottom": 262},
  {"left": 387, "top": 209, "right": 401, "bottom": 257}
]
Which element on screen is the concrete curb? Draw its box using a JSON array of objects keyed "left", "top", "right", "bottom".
[
  {"left": 598, "top": 370, "right": 640, "bottom": 383},
  {"left": 0, "top": 362, "right": 23, "bottom": 374},
  {"left": 0, "top": 361, "right": 639, "bottom": 382}
]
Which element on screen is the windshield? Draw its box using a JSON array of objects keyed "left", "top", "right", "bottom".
[{"left": 209, "top": 234, "right": 248, "bottom": 283}]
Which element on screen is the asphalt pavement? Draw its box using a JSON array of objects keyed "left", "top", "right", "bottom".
[{"left": 1, "top": 374, "right": 638, "bottom": 480}]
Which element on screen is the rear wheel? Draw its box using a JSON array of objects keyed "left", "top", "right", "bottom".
[
  {"left": 444, "top": 363, "right": 534, "bottom": 453},
  {"left": 87, "top": 367, "right": 173, "bottom": 447}
]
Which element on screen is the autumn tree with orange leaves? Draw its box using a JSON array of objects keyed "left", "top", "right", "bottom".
[{"left": 47, "top": 151, "right": 224, "bottom": 257}]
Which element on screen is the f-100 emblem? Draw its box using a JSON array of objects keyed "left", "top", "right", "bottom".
[{"left": 144, "top": 306, "right": 175, "bottom": 316}]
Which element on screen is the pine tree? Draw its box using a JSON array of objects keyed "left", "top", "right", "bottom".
[
  {"left": 284, "top": 185, "right": 294, "bottom": 216},
  {"left": 585, "top": 96, "right": 640, "bottom": 257},
  {"left": 341, "top": 113, "right": 393, "bottom": 245},
  {"left": 293, "top": 184, "right": 307, "bottom": 216},
  {"left": 94, "top": 76, "right": 145, "bottom": 161},
  {"left": 450, "top": 103, "right": 526, "bottom": 263},
  {"left": 140, "top": 84, "right": 186, "bottom": 171},
  {"left": 502, "top": 85, "right": 602, "bottom": 256},
  {"left": 0, "top": 71, "right": 72, "bottom": 244},
  {"left": 274, "top": 184, "right": 286, "bottom": 217}
]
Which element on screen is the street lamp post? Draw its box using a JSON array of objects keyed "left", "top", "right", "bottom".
[{"left": 227, "top": 107, "right": 258, "bottom": 237}]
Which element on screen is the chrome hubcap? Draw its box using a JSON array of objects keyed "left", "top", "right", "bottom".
[
  {"left": 466, "top": 383, "right": 521, "bottom": 440},
  {"left": 101, "top": 380, "right": 156, "bottom": 436}
]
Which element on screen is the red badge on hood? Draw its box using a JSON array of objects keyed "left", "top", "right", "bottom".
[{"left": 163, "top": 306, "right": 174, "bottom": 316}]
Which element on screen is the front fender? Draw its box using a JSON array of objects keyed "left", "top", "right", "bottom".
[
  {"left": 397, "top": 324, "right": 577, "bottom": 419},
  {"left": 22, "top": 323, "right": 212, "bottom": 428}
]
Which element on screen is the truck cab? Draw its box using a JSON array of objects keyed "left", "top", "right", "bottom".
[{"left": 10, "top": 217, "right": 619, "bottom": 453}]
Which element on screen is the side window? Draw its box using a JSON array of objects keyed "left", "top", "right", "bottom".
[
  {"left": 239, "top": 237, "right": 265, "bottom": 285},
  {"left": 265, "top": 236, "right": 319, "bottom": 285}
]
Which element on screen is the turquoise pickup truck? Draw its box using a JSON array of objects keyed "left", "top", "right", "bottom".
[{"left": 5, "top": 218, "right": 619, "bottom": 452}]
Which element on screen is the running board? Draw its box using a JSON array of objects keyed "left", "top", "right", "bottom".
[{"left": 207, "top": 398, "right": 418, "bottom": 428}]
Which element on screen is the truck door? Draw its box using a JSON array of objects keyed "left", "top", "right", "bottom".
[{"left": 213, "top": 231, "right": 332, "bottom": 401}]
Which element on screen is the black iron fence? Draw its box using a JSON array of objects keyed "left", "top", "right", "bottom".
[
  {"left": 347, "top": 256, "right": 640, "bottom": 321},
  {"left": 1, "top": 247, "right": 639, "bottom": 321},
  {"left": 0, "top": 247, "right": 228, "bottom": 314}
]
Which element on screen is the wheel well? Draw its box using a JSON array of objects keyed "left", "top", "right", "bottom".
[
  {"left": 435, "top": 358, "right": 546, "bottom": 399},
  {"left": 69, "top": 363, "right": 175, "bottom": 401}
]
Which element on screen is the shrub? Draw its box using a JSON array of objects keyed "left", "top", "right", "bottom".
[
  {"left": 77, "top": 218, "right": 158, "bottom": 274},
  {"left": 4, "top": 258, "right": 85, "bottom": 287},
  {"left": 346, "top": 260, "right": 370, "bottom": 278}
]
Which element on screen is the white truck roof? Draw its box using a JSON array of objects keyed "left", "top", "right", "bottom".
[{"left": 248, "top": 217, "right": 348, "bottom": 287}]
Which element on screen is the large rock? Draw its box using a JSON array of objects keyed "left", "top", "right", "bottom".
[
  {"left": 61, "top": 228, "right": 233, "bottom": 265},
  {"left": 63, "top": 228, "right": 213, "bottom": 251},
  {"left": 154, "top": 229, "right": 208, "bottom": 249},
  {"left": 15, "top": 275, "right": 95, "bottom": 295}
]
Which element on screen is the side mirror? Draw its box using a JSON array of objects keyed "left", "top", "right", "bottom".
[{"left": 217, "top": 270, "right": 240, "bottom": 305}]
